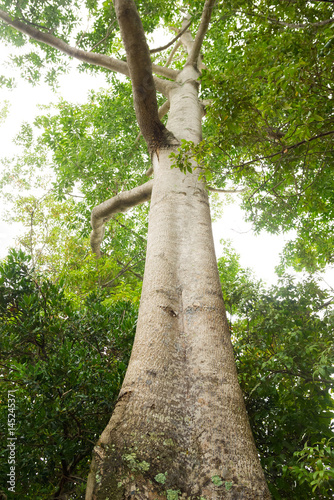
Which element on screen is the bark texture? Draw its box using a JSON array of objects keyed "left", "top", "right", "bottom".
[{"left": 86, "top": 64, "right": 271, "bottom": 499}]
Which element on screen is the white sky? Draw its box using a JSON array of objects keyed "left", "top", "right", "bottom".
[
  {"left": 0, "top": 55, "right": 107, "bottom": 257},
  {"left": 0, "top": 38, "right": 331, "bottom": 288},
  {"left": 212, "top": 204, "right": 294, "bottom": 285}
]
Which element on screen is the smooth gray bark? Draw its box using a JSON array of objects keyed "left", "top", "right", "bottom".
[
  {"left": 86, "top": 0, "right": 271, "bottom": 497},
  {"left": 85, "top": 3, "right": 271, "bottom": 494}
]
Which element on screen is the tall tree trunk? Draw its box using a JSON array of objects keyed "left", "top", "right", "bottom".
[{"left": 86, "top": 66, "right": 271, "bottom": 499}]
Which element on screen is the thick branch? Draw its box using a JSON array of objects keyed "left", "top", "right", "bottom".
[
  {"left": 90, "top": 180, "right": 153, "bottom": 257},
  {"left": 151, "top": 64, "right": 178, "bottom": 80},
  {"left": 0, "top": 9, "right": 128, "bottom": 73},
  {"left": 0, "top": 9, "right": 176, "bottom": 96},
  {"left": 135, "top": 99, "right": 171, "bottom": 144},
  {"left": 187, "top": 0, "right": 217, "bottom": 66},
  {"left": 113, "top": 0, "right": 174, "bottom": 152},
  {"left": 153, "top": 75, "right": 176, "bottom": 98},
  {"left": 230, "top": 130, "right": 334, "bottom": 171}
]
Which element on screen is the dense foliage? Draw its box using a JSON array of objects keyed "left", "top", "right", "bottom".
[
  {"left": 0, "top": 249, "right": 137, "bottom": 498},
  {"left": 1, "top": 244, "right": 333, "bottom": 499},
  {"left": 218, "top": 243, "right": 334, "bottom": 499}
]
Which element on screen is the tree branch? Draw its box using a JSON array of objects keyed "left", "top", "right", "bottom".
[
  {"left": 90, "top": 180, "right": 153, "bottom": 257},
  {"left": 268, "top": 16, "right": 334, "bottom": 29},
  {"left": 0, "top": 9, "right": 128, "bottom": 72},
  {"left": 113, "top": 0, "right": 177, "bottom": 152},
  {"left": 230, "top": 130, "right": 334, "bottom": 171},
  {"left": 135, "top": 99, "right": 171, "bottom": 145},
  {"left": 166, "top": 39, "right": 182, "bottom": 67},
  {"left": 117, "top": 258, "right": 144, "bottom": 279},
  {"left": 88, "top": 20, "right": 117, "bottom": 51},
  {"left": 151, "top": 64, "right": 178, "bottom": 81},
  {"left": 187, "top": 0, "right": 217, "bottom": 66},
  {"left": 102, "top": 256, "right": 145, "bottom": 287},
  {"left": 266, "top": 368, "right": 334, "bottom": 387},
  {"left": 208, "top": 186, "right": 248, "bottom": 193},
  {"left": 247, "top": 10, "right": 334, "bottom": 29},
  {"left": 149, "top": 20, "right": 192, "bottom": 54},
  {"left": 0, "top": 9, "right": 176, "bottom": 96},
  {"left": 316, "top": 298, "right": 334, "bottom": 311}
]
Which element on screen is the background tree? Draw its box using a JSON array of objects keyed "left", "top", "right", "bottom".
[{"left": 0, "top": 249, "right": 138, "bottom": 499}]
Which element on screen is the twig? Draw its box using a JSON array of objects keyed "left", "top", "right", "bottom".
[
  {"left": 207, "top": 186, "right": 247, "bottom": 193},
  {"left": 166, "top": 39, "right": 182, "bottom": 67},
  {"left": 114, "top": 219, "right": 147, "bottom": 243},
  {"left": 230, "top": 130, "right": 334, "bottom": 171},
  {"left": 89, "top": 20, "right": 117, "bottom": 52},
  {"left": 149, "top": 20, "right": 192, "bottom": 54},
  {"left": 246, "top": 9, "right": 334, "bottom": 29},
  {"left": 316, "top": 298, "right": 334, "bottom": 311},
  {"left": 102, "top": 256, "right": 145, "bottom": 287}
]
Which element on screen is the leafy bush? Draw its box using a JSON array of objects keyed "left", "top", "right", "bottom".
[{"left": 0, "top": 249, "right": 137, "bottom": 499}]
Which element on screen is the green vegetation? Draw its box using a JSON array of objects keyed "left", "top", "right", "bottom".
[
  {"left": 218, "top": 242, "right": 334, "bottom": 499},
  {"left": 0, "top": 249, "right": 137, "bottom": 498}
]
